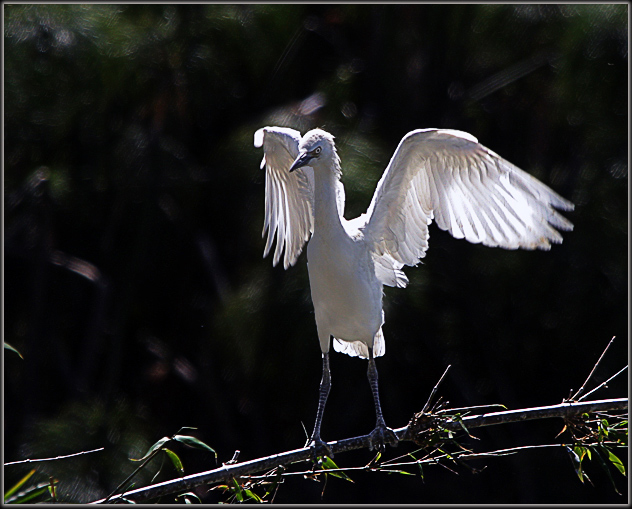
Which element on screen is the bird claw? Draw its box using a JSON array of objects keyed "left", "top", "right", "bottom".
[
  {"left": 306, "top": 437, "right": 334, "bottom": 462},
  {"left": 368, "top": 424, "right": 399, "bottom": 452}
]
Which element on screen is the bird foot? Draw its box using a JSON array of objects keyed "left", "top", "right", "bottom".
[
  {"left": 368, "top": 424, "right": 399, "bottom": 452},
  {"left": 306, "top": 437, "right": 333, "bottom": 462}
]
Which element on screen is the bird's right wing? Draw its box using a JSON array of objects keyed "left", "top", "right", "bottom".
[
  {"left": 363, "top": 129, "right": 574, "bottom": 268},
  {"left": 254, "top": 127, "right": 315, "bottom": 269}
]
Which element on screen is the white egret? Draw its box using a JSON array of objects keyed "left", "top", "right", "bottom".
[{"left": 254, "top": 126, "right": 573, "bottom": 454}]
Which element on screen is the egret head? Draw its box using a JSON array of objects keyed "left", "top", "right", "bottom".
[{"left": 289, "top": 129, "right": 338, "bottom": 173}]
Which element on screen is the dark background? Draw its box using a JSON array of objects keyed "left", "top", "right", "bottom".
[{"left": 4, "top": 4, "right": 628, "bottom": 503}]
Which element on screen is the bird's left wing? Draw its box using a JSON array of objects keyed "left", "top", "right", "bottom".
[
  {"left": 362, "top": 129, "right": 574, "bottom": 268},
  {"left": 254, "top": 127, "right": 315, "bottom": 269}
]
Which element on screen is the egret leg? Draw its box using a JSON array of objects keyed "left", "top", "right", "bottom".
[
  {"left": 367, "top": 348, "right": 398, "bottom": 451},
  {"left": 307, "top": 351, "right": 333, "bottom": 458}
]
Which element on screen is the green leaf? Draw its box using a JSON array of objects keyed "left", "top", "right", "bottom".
[
  {"left": 405, "top": 452, "right": 425, "bottom": 480},
  {"left": 4, "top": 342, "right": 24, "bottom": 359},
  {"left": 320, "top": 456, "right": 354, "bottom": 482},
  {"left": 5, "top": 482, "right": 51, "bottom": 504},
  {"left": 11, "top": 486, "right": 50, "bottom": 504},
  {"left": 438, "top": 448, "right": 455, "bottom": 460},
  {"left": 176, "top": 492, "right": 201, "bottom": 504},
  {"left": 150, "top": 455, "right": 165, "bottom": 484},
  {"left": 163, "top": 448, "right": 184, "bottom": 475},
  {"left": 566, "top": 445, "right": 584, "bottom": 482},
  {"left": 609, "top": 430, "right": 628, "bottom": 447},
  {"left": 608, "top": 420, "right": 628, "bottom": 446},
  {"left": 607, "top": 450, "right": 626, "bottom": 476},
  {"left": 230, "top": 478, "right": 243, "bottom": 502},
  {"left": 47, "top": 478, "right": 58, "bottom": 500},
  {"left": 592, "top": 446, "right": 621, "bottom": 495},
  {"left": 130, "top": 437, "right": 171, "bottom": 461},
  {"left": 384, "top": 469, "right": 415, "bottom": 475},
  {"left": 574, "top": 445, "right": 587, "bottom": 461},
  {"left": 242, "top": 489, "right": 263, "bottom": 502},
  {"left": 173, "top": 435, "right": 217, "bottom": 458},
  {"left": 4, "top": 469, "right": 36, "bottom": 500}
]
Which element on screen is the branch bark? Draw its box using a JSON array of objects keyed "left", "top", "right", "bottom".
[
  {"left": 405, "top": 397, "right": 628, "bottom": 438},
  {"left": 90, "top": 397, "right": 627, "bottom": 504}
]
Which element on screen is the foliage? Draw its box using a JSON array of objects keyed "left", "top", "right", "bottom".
[
  {"left": 102, "top": 428, "right": 216, "bottom": 503},
  {"left": 564, "top": 414, "right": 627, "bottom": 493},
  {"left": 4, "top": 470, "right": 56, "bottom": 504}
]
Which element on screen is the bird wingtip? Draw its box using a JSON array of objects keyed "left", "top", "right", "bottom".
[{"left": 254, "top": 128, "right": 265, "bottom": 148}]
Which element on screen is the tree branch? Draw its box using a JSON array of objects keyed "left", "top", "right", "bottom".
[
  {"left": 90, "top": 397, "right": 627, "bottom": 504},
  {"left": 404, "top": 397, "right": 628, "bottom": 439}
]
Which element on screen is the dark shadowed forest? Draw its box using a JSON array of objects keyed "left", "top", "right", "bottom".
[{"left": 4, "top": 3, "right": 628, "bottom": 503}]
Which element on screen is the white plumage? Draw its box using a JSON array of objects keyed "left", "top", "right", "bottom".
[{"left": 254, "top": 126, "right": 573, "bottom": 453}]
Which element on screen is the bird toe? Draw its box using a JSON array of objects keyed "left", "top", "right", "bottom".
[
  {"left": 368, "top": 424, "right": 399, "bottom": 452},
  {"left": 306, "top": 437, "right": 334, "bottom": 461}
]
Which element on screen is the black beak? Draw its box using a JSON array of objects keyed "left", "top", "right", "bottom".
[{"left": 289, "top": 152, "right": 313, "bottom": 172}]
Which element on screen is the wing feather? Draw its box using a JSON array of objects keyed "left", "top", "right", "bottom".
[
  {"left": 363, "top": 129, "right": 574, "bottom": 267},
  {"left": 255, "top": 127, "right": 314, "bottom": 269}
]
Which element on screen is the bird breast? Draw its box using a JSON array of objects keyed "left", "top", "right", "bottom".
[{"left": 306, "top": 230, "right": 383, "bottom": 342}]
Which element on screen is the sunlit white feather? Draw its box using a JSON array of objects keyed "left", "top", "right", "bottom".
[{"left": 254, "top": 127, "right": 573, "bottom": 359}]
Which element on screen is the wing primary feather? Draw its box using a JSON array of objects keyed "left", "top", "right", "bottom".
[
  {"left": 448, "top": 159, "right": 482, "bottom": 243},
  {"left": 257, "top": 127, "right": 314, "bottom": 269},
  {"left": 364, "top": 129, "right": 575, "bottom": 255},
  {"left": 455, "top": 165, "right": 490, "bottom": 244}
]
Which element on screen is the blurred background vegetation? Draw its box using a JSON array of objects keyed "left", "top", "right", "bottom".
[{"left": 4, "top": 3, "right": 628, "bottom": 503}]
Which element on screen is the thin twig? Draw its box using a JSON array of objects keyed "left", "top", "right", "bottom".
[
  {"left": 578, "top": 365, "right": 628, "bottom": 402},
  {"left": 378, "top": 446, "right": 426, "bottom": 466},
  {"left": 102, "top": 444, "right": 164, "bottom": 503},
  {"left": 422, "top": 365, "right": 451, "bottom": 413},
  {"left": 4, "top": 448, "right": 105, "bottom": 466},
  {"left": 442, "top": 443, "right": 568, "bottom": 460},
  {"left": 383, "top": 443, "right": 588, "bottom": 467},
  {"left": 572, "top": 336, "right": 616, "bottom": 400}
]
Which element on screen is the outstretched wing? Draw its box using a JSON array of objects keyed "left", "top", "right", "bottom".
[
  {"left": 254, "top": 127, "right": 315, "bottom": 269},
  {"left": 363, "top": 129, "right": 574, "bottom": 268}
]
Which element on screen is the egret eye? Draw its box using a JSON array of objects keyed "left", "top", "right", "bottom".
[{"left": 313, "top": 146, "right": 322, "bottom": 156}]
